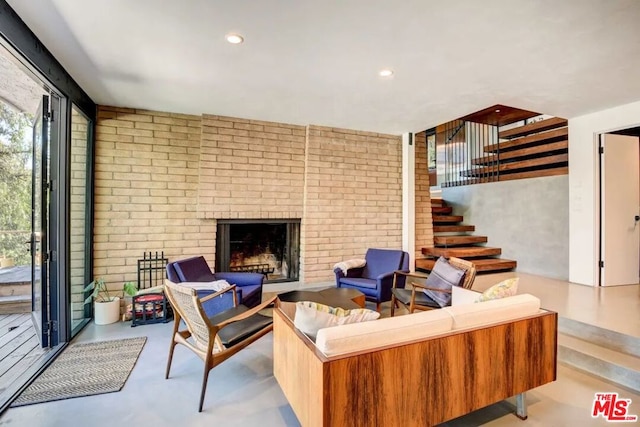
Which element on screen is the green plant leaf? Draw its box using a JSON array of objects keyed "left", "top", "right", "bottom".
[{"left": 123, "top": 281, "right": 138, "bottom": 296}]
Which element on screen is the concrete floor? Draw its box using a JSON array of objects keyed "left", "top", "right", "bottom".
[{"left": 1, "top": 273, "right": 639, "bottom": 426}]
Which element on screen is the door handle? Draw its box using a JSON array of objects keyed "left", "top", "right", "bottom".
[{"left": 635, "top": 215, "right": 640, "bottom": 222}]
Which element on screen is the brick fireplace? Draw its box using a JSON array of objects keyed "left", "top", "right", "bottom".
[{"left": 92, "top": 107, "right": 425, "bottom": 288}]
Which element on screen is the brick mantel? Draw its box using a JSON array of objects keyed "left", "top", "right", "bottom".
[{"left": 197, "top": 114, "right": 306, "bottom": 220}]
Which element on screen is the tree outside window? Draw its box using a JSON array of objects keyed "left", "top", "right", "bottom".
[{"left": 0, "top": 101, "right": 32, "bottom": 266}]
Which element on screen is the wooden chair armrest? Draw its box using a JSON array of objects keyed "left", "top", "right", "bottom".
[
  {"left": 393, "top": 270, "right": 429, "bottom": 289},
  {"left": 410, "top": 281, "right": 452, "bottom": 294},
  {"left": 215, "top": 296, "right": 277, "bottom": 330},
  {"left": 199, "top": 284, "right": 238, "bottom": 304}
]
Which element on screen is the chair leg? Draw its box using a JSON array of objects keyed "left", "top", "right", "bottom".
[
  {"left": 165, "top": 318, "right": 181, "bottom": 379},
  {"left": 390, "top": 295, "right": 396, "bottom": 317},
  {"left": 376, "top": 302, "right": 381, "bottom": 312},
  {"left": 198, "top": 363, "right": 212, "bottom": 413},
  {"left": 165, "top": 340, "right": 177, "bottom": 379}
]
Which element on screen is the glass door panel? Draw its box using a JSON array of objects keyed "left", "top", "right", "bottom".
[
  {"left": 31, "top": 95, "right": 49, "bottom": 347},
  {"left": 69, "top": 105, "right": 91, "bottom": 335}
]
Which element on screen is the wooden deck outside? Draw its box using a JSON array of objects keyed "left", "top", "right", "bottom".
[{"left": 0, "top": 314, "right": 49, "bottom": 398}]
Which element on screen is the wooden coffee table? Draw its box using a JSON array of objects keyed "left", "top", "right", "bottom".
[{"left": 277, "top": 287, "right": 366, "bottom": 309}]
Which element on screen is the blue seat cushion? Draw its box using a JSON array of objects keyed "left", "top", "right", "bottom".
[{"left": 339, "top": 277, "right": 377, "bottom": 289}]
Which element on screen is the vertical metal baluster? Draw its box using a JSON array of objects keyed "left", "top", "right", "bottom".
[
  {"left": 454, "top": 121, "right": 457, "bottom": 186},
  {"left": 456, "top": 120, "right": 460, "bottom": 186},
  {"left": 496, "top": 122, "right": 500, "bottom": 182}
]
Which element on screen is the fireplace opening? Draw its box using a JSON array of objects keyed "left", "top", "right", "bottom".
[{"left": 215, "top": 219, "right": 300, "bottom": 283}]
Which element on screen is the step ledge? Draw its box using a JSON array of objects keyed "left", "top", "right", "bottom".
[
  {"left": 559, "top": 317, "right": 640, "bottom": 358},
  {"left": 558, "top": 345, "right": 640, "bottom": 393},
  {"left": 559, "top": 334, "right": 640, "bottom": 371}
]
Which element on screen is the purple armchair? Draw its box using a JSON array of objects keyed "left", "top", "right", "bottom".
[
  {"left": 166, "top": 256, "right": 264, "bottom": 315},
  {"left": 334, "top": 248, "right": 410, "bottom": 311}
]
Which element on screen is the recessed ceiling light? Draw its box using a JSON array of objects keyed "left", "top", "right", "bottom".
[
  {"left": 379, "top": 69, "right": 394, "bottom": 77},
  {"left": 225, "top": 33, "right": 244, "bottom": 44},
  {"left": 495, "top": 109, "right": 501, "bottom": 113}
]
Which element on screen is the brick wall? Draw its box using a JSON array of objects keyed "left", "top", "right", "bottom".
[
  {"left": 93, "top": 107, "right": 214, "bottom": 290},
  {"left": 302, "top": 125, "right": 403, "bottom": 283},
  {"left": 94, "top": 107, "right": 406, "bottom": 289},
  {"left": 414, "top": 131, "right": 434, "bottom": 261},
  {"left": 197, "top": 114, "right": 306, "bottom": 219}
]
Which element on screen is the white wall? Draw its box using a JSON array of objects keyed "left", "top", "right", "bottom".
[
  {"left": 402, "top": 132, "right": 415, "bottom": 268},
  {"left": 568, "top": 100, "right": 640, "bottom": 286}
]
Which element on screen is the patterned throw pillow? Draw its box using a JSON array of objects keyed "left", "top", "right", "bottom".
[
  {"left": 476, "top": 278, "right": 519, "bottom": 302},
  {"left": 294, "top": 301, "right": 380, "bottom": 340},
  {"left": 423, "top": 256, "right": 466, "bottom": 307}
]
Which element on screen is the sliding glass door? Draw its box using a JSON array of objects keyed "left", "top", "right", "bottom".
[
  {"left": 69, "top": 105, "right": 92, "bottom": 335},
  {"left": 31, "top": 95, "right": 50, "bottom": 347}
]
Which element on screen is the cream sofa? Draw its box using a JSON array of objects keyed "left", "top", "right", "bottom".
[{"left": 273, "top": 289, "right": 557, "bottom": 427}]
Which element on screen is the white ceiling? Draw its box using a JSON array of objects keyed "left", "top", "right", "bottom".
[{"left": 6, "top": 0, "right": 640, "bottom": 134}]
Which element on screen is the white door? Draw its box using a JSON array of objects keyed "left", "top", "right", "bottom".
[{"left": 601, "top": 133, "right": 640, "bottom": 286}]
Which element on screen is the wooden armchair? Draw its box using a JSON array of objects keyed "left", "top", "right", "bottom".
[
  {"left": 164, "top": 280, "right": 276, "bottom": 412},
  {"left": 390, "top": 257, "right": 476, "bottom": 316}
]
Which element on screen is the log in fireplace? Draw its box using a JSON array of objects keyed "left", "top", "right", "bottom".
[{"left": 215, "top": 219, "right": 300, "bottom": 283}]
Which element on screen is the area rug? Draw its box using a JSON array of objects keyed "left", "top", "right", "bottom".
[{"left": 11, "top": 336, "right": 146, "bottom": 407}]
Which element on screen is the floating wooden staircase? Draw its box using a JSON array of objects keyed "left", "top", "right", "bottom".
[
  {"left": 416, "top": 198, "right": 517, "bottom": 274},
  {"left": 464, "top": 116, "right": 568, "bottom": 182}
]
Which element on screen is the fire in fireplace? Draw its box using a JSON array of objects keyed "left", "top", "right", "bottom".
[{"left": 215, "top": 220, "right": 300, "bottom": 283}]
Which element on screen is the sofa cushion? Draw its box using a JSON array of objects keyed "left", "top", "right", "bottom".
[
  {"left": 423, "top": 257, "right": 466, "bottom": 307},
  {"left": 444, "top": 293, "right": 541, "bottom": 330},
  {"left": 294, "top": 301, "right": 379, "bottom": 340},
  {"left": 315, "top": 309, "right": 453, "bottom": 357},
  {"left": 338, "top": 277, "right": 378, "bottom": 289},
  {"left": 476, "top": 278, "right": 519, "bottom": 302},
  {"left": 361, "top": 249, "right": 404, "bottom": 280},
  {"left": 451, "top": 286, "right": 481, "bottom": 306}
]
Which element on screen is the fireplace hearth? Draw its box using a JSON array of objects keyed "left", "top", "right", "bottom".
[{"left": 215, "top": 219, "right": 300, "bottom": 283}]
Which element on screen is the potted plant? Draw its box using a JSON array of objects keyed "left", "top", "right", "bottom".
[{"left": 84, "top": 278, "right": 138, "bottom": 325}]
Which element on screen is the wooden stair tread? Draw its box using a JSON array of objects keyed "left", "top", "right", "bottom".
[
  {"left": 415, "top": 258, "right": 517, "bottom": 273},
  {"left": 431, "top": 206, "right": 453, "bottom": 214},
  {"left": 448, "top": 166, "right": 568, "bottom": 184},
  {"left": 463, "top": 154, "right": 568, "bottom": 177},
  {"left": 496, "top": 166, "right": 568, "bottom": 181},
  {"left": 484, "top": 128, "right": 568, "bottom": 153},
  {"left": 433, "top": 225, "right": 475, "bottom": 232},
  {"left": 472, "top": 140, "right": 568, "bottom": 165},
  {"left": 499, "top": 117, "right": 568, "bottom": 139},
  {"left": 434, "top": 235, "right": 488, "bottom": 246},
  {"left": 422, "top": 246, "right": 502, "bottom": 257},
  {"left": 432, "top": 215, "right": 463, "bottom": 223},
  {"left": 430, "top": 198, "right": 447, "bottom": 206}
]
